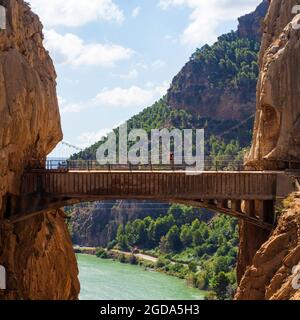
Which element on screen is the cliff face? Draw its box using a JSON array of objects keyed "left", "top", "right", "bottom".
[
  {"left": 0, "top": 0, "right": 79, "bottom": 299},
  {"left": 0, "top": 0, "right": 62, "bottom": 214},
  {"left": 0, "top": 210, "right": 79, "bottom": 300},
  {"left": 236, "top": 193, "right": 300, "bottom": 300},
  {"left": 237, "top": 0, "right": 269, "bottom": 41},
  {"left": 166, "top": 1, "right": 269, "bottom": 121},
  {"left": 237, "top": 0, "right": 300, "bottom": 300},
  {"left": 70, "top": 201, "right": 171, "bottom": 247},
  {"left": 246, "top": 0, "right": 300, "bottom": 169}
]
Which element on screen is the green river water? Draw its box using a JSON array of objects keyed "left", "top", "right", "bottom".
[{"left": 77, "top": 254, "right": 205, "bottom": 300}]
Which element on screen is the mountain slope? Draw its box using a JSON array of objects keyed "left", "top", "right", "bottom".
[
  {"left": 166, "top": 0, "right": 269, "bottom": 120},
  {"left": 68, "top": 1, "right": 268, "bottom": 283}
]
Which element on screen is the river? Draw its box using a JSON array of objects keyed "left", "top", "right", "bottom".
[{"left": 77, "top": 254, "right": 206, "bottom": 300}]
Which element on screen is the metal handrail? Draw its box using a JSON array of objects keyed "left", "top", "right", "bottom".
[{"left": 25, "top": 159, "right": 246, "bottom": 172}]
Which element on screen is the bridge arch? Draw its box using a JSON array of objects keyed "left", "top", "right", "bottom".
[{"left": 5, "top": 169, "right": 295, "bottom": 230}]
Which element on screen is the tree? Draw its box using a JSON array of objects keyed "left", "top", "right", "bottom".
[
  {"left": 118, "top": 234, "right": 129, "bottom": 251},
  {"left": 116, "top": 225, "right": 124, "bottom": 243},
  {"left": 193, "top": 229, "right": 204, "bottom": 246},
  {"left": 188, "top": 261, "right": 198, "bottom": 273},
  {"left": 180, "top": 225, "right": 193, "bottom": 247},
  {"left": 159, "top": 236, "right": 169, "bottom": 254},
  {"left": 166, "top": 226, "right": 181, "bottom": 252},
  {"left": 149, "top": 215, "right": 175, "bottom": 245},
  {"left": 116, "top": 224, "right": 129, "bottom": 251},
  {"left": 210, "top": 272, "right": 230, "bottom": 300}
]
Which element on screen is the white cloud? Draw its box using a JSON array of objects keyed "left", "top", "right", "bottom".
[
  {"left": 158, "top": 0, "right": 261, "bottom": 46},
  {"left": 94, "top": 83, "right": 169, "bottom": 109},
  {"left": 151, "top": 59, "right": 166, "bottom": 69},
  {"left": 77, "top": 120, "right": 125, "bottom": 147},
  {"left": 28, "top": 0, "right": 124, "bottom": 27},
  {"left": 132, "top": 7, "right": 141, "bottom": 18},
  {"left": 114, "top": 69, "right": 139, "bottom": 80},
  {"left": 59, "top": 96, "right": 87, "bottom": 114},
  {"left": 59, "top": 82, "right": 169, "bottom": 114},
  {"left": 78, "top": 129, "right": 112, "bottom": 147},
  {"left": 44, "top": 29, "right": 134, "bottom": 67},
  {"left": 134, "top": 62, "right": 149, "bottom": 70}
]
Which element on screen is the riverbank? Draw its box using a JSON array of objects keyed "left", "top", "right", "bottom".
[
  {"left": 74, "top": 246, "right": 157, "bottom": 261},
  {"left": 74, "top": 246, "right": 213, "bottom": 299},
  {"left": 77, "top": 254, "right": 206, "bottom": 300}
]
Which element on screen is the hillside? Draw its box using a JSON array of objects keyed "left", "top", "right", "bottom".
[
  {"left": 166, "top": 0, "right": 269, "bottom": 120},
  {"left": 68, "top": 1, "right": 268, "bottom": 251},
  {"left": 70, "top": 1, "right": 268, "bottom": 161},
  {"left": 66, "top": 1, "right": 269, "bottom": 300}
]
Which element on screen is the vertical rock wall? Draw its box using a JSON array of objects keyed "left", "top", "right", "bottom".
[
  {"left": 0, "top": 0, "right": 79, "bottom": 299},
  {"left": 246, "top": 0, "right": 300, "bottom": 169},
  {"left": 237, "top": 0, "right": 300, "bottom": 300}
]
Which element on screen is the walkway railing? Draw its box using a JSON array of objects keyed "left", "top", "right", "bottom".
[{"left": 25, "top": 158, "right": 245, "bottom": 172}]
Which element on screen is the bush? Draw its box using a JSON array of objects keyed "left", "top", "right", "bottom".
[
  {"left": 186, "top": 272, "right": 197, "bottom": 287},
  {"left": 107, "top": 240, "right": 117, "bottom": 250},
  {"left": 204, "top": 291, "right": 217, "bottom": 300},
  {"left": 156, "top": 257, "right": 168, "bottom": 269},
  {"left": 195, "top": 271, "right": 208, "bottom": 290},
  {"left": 129, "top": 254, "right": 138, "bottom": 265},
  {"left": 210, "top": 272, "right": 230, "bottom": 300},
  {"left": 118, "top": 254, "right": 126, "bottom": 264},
  {"left": 96, "top": 248, "right": 108, "bottom": 259},
  {"left": 188, "top": 261, "right": 198, "bottom": 273}
]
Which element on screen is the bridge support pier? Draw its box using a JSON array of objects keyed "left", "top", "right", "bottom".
[{"left": 237, "top": 200, "right": 273, "bottom": 283}]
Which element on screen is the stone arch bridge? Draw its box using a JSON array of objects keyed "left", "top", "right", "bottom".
[{"left": 4, "top": 161, "right": 296, "bottom": 230}]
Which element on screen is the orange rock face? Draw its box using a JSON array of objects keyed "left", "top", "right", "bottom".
[
  {"left": 236, "top": 193, "right": 300, "bottom": 300},
  {"left": 238, "top": 0, "right": 300, "bottom": 300},
  {"left": 0, "top": 210, "right": 80, "bottom": 300},
  {"left": 0, "top": 0, "right": 79, "bottom": 299},
  {"left": 246, "top": 0, "right": 300, "bottom": 169}
]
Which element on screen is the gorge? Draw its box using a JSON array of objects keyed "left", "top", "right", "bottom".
[{"left": 0, "top": 0, "right": 300, "bottom": 301}]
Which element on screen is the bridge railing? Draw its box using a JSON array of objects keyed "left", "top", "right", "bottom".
[{"left": 25, "top": 158, "right": 245, "bottom": 172}]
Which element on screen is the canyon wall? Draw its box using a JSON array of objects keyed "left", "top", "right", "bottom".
[
  {"left": 0, "top": 0, "right": 79, "bottom": 299},
  {"left": 246, "top": 0, "right": 300, "bottom": 169},
  {"left": 237, "top": 0, "right": 300, "bottom": 299},
  {"left": 236, "top": 193, "right": 300, "bottom": 300}
]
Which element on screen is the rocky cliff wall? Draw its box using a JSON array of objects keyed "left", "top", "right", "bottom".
[
  {"left": 237, "top": 0, "right": 300, "bottom": 300},
  {"left": 0, "top": 0, "right": 79, "bottom": 300},
  {"left": 236, "top": 193, "right": 300, "bottom": 300},
  {"left": 246, "top": 0, "right": 300, "bottom": 169}
]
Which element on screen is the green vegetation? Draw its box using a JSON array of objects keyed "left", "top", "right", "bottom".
[
  {"left": 189, "top": 31, "right": 260, "bottom": 94},
  {"left": 108, "top": 204, "right": 238, "bottom": 300},
  {"left": 70, "top": 99, "right": 252, "bottom": 163},
  {"left": 70, "top": 31, "right": 260, "bottom": 300}
]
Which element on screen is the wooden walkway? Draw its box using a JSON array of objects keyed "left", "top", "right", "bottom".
[{"left": 4, "top": 170, "right": 293, "bottom": 229}]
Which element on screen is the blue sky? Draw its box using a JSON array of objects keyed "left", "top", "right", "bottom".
[{"left": 27, "top": 0, "right": 262, "bottom": 157}]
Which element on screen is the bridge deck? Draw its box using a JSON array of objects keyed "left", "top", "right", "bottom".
[
  {"left": 21, "top": 171, "right": 281, "bottom": 201},
  {"left": 5, "top": 170, "right": 294, "bottom": 229}
]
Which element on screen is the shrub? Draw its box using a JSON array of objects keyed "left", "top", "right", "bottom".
[
  {"left": 129, "top": 254, "right": 138, "bottom": 265},
  {"left": 118, "top": 254, "right": 126, "bottom": 263},
  {"left": 155, "top": 257, "right": 169, "bottom": 269},
  {"left": 107, "top": 240, "right": 117, "bottom": 250},
  {"left": 204, "top": 291, "right": 217, "bottom": 300},
  {"left": 196, "top": 271, "right": 208, "bottom": 290},
  {"left": 96, "top": 248, "right": 107, "bottom": 259}
]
